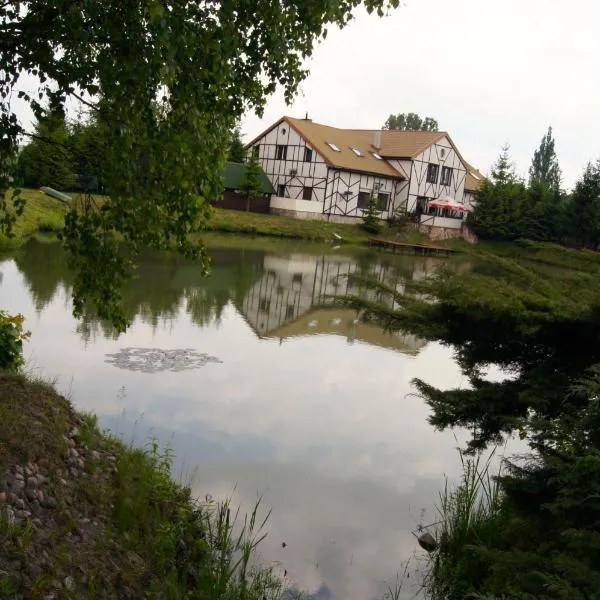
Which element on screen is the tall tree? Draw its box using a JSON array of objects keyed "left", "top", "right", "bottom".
[
  {"left": 18, "top": 108, "right": 74, "bottom": 190},
  {"left": 0, "top": 0, "right": 400, "bottom": 330},
  {"left": 227, "top": 126, "right": 246, "bottom": 163},
  {"left": 490, "top": 144, "right": 518, "bottom": 185},
  {"left": 238, "top": 153, "right": 263, "bottom": 212},
  {"left": 567, "top": 160, "right": 600, "bottom": 248},
  {"left": 383, "top": 112, "right": 438, "bottom": 131},
  {"left": 529, "top": 126, "right": 561, "bottom": 191}
]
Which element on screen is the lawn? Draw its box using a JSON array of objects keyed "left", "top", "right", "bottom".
[{"left": 4, "top": 188, "right": 422, "bottom": 248}]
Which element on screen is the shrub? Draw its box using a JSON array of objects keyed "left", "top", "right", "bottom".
[
  {"left": 0, "top": 311, "right": 30, "bottom": 371},
  {"left": 37, "top": 215, "right": 65, "bottom": 233},
  {"left": 360, "top": 194, "right": 382, "bottom": 234}
]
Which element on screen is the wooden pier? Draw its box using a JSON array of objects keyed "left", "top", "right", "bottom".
[{"left": 368, "top": 238, "right": 458, "bottom": 257}]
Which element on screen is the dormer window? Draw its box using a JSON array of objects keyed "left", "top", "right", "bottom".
[
  {"left": 326, "top": 142, "right": 341, "bottom": 152},
  {"left": 371, "top": 152, "right": 382, "bottom": 160},
  {"left": 350, "top": 146, "right": 362, "bottom": 156}
]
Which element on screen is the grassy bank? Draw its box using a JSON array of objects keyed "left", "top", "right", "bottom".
[
  {"left": 2, "top": 189, "right": 386, "bottom": 248},
  {"left": 0, "top": 373, "right": 282, "bottom": 599}
]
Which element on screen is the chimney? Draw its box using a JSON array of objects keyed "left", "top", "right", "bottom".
[
  {"left": 373, "top": 129, "right": 381, "bottom": 149},
  {"left": 303, "top": 112, "right": 311, "bottom": 121}
]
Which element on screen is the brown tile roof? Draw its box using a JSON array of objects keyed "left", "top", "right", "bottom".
[
  {"left": 376, "top": 130, "right": 446, "bottom": 158},
  {"left": 464, "top": 162, "right": 486, "bottom": 191},
  {"left": 247, "top": 117, "right": 404, "bottom": 179},
  {"left": 247, "top": 116, "right": 479, "bottom": 182},
  {"left": 284, "top": 117, "right": 403, "bottom": 178}
]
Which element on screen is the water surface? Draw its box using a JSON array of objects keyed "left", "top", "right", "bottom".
[{"left": 1, "top": 238, "right": 480, "bottom": 599}]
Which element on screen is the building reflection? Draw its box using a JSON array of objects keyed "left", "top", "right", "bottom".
[
  {"left": 240, "top": 252, "right": 434, "bottom": 355},
  {"left": 8, "top": 240, "right": 442, "bottom": 354}
]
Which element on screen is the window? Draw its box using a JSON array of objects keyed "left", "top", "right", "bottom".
[
  {"left": 302, "top": 186, "right": 313, "bottom": 200},
  {"left": 441, "top": 166, "right": 452, "bottom": 186},
  {"left": 277, "top": 184, "right": 286, "bottom": 197},
  {"left": 281, "top": 128, "right": 287, "bottom": 135},
  {"left": 252, "top": 146, "right": 260, "bottom": 158},
  {"left": 350, "top": 146, "right": 362, "bottom": 156},
  {"left": 416, "top": 196, "right": 427, "bottom": 215},
  {"left": 371, "top": 152, "right": 383, "bottom": 160},
  {"left": 303, "top": 147, "right": 313, "bottom": 162},
  {"left": 426, "top": 163, "right": 439, "bottom": 183},
  {"left": 276, "top": 145, "right": 287, "bottom": 160},
  {"left": 377, "top": 192, "right": 390, "bottom": 211},
  {"left": 357, "top": 191, "right": 387, "bottom": 211},
  {"left": 357, "top": 191, "right": 370, "bottom": 209},
  {"left": 326, "top": 142, "right": 341, "bottom": 152}
]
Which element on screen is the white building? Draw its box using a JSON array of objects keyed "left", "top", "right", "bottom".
[{"left": 247, "top": 116, "right": 484, "bottom": 231}]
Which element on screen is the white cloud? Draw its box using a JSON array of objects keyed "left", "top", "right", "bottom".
[{"left": 242, "top": 0, "right": 600, "bottom": 189}]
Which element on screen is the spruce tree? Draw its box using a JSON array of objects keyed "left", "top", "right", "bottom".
[
  {"left": 529, "top": 126, "right": 561, "bottom": 191},
  {"left": 239, "top": 153, "right": 262, "bottom": 212},
  {"left": 227, "top": 126, "right": 245, "bottom": 163}
]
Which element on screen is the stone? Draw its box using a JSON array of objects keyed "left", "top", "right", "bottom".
[
  {"left": 14, "top": 498, "right": 25, "bottom": 510},
  {"left": 15, "top": 465, "right": 24, "bottom": 476},
  {"left": 0, "top": 492, "right": 6, "bottom": 503},
  {"left": 32, "top": 518, "right": 43, "bottom": 528},
  {"left": 418, "top": 532, "right": 438, "bottom": 553},
  {"left": 60, "top": 478, "right": 68, "bottom": 487},
  {"left": 5, "top": 506, "right": 16, "bottom": 527},
  {"left": 27, "top": 475, "right": 38, "bottom": 488},
  {"left": 25, "top": 487, "right": 37, "bottom": 502},
  {"left": 63, "top": 576, "right": 74, "bottom": 591},
  {"left": 70, "top": 427, "right": 80, "bottom": 438},
  {"left": 37, "top": 490, "right": 45, "bottom": 503},
  {"left": 40, "top": 496, "right": 57, "bottom": 509},
  {"left": 91, "top": 450, "right": 101, "bottom": 461},
  {"left": 36, "top": 473, "right": 46, "bottom": 485},
  {"left": 77, "top": 459, "right": 85, "bottom": 469}
]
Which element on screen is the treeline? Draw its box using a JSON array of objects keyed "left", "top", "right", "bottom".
[
  {"left": 14, "top": 108, "right": 106, "bottom": 193},
  {"left": 468, "top": 128, "right": 600, "bottom": 248},
  {"left": 13, "top": 109, "right": 247, "bottom": 193}
]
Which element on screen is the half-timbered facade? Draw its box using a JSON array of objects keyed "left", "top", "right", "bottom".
[{"left": 247, "top": 116, "right": 483, "bottom": 227}]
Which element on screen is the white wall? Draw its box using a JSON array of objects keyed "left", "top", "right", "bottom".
[
  {"left": 249, "top": 121, "right": 328, "bottom": 205},
  {"left": 270, "top": 196, "right": 323, "bottom": 214},
  {"left": 323, "top": 169, "right": 399, "bottom": 218},
  {"left": 419, "top": 214, "right": 463, "bottom": 229},
  {"left": 404, "top": 137, "right": 468, "bottom": 212}
]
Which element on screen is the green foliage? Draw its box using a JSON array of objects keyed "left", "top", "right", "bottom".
[
  {"left": 37, "top": 214, "right": 65, "bottom": 233},
  {"left": 383, "top": 112, "right": 438, "bottom": 131},
  {"left": 469, "top": 144, "right": 568, "bottom": 243},
  {"left": 529, "top": 126, "right": 561, "bottom": 191},
  {"left": 228, "top": 126, "right": 246, "bottom": 163},
  {"left": 566, "top": 160, "right": 600, "bottom": 248},
  {"left": 0, "top": 311, "right": 29, "bottom": 371},
  {"left": 360, "top": 194, "right": 383, "bottom": 234},
  {"left": 239, "top": 153, "right": 263, "bottom": 212},
  {"left": 17, "top": 108, "right": 74, "bottom": 190},
  {"left": 1, "top": 0, "right": 400, "bottom": 331},
  {"left": 490, "top": 144, "right": 519, "bottom": 185},
  {"left": 425, "top": 450, "right": 505, "bottom": 600},
  {"left": 338, "top": 244, "right": 600, "bottom": 598}
]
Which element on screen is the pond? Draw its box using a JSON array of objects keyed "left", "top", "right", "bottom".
[{"left": 1, "top": 237, "right": 486, "bottom": 599}]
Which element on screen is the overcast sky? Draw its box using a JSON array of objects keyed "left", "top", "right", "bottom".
[{"left": 241, "top": 0, "right": 600, "bottom": 190}]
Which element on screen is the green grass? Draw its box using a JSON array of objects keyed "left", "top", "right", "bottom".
[
  {"left": 207, "top": 206, "right": 376, "bottom": 243},
  {"left": 423, "top": 449, "right": 505, "bottom": 600},
  {"left": 2, "top": 189, "right": 66, "bottom": 243},
  {"left": 0, "top": 373, "right": 285, "bottom": 599}
]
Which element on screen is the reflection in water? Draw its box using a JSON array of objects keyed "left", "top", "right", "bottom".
[
  {"left": 0, "top": 240, "right": 469, "bottom": 600},
  {"left": 105, "top": 347, "right": 222, "bottom": 373},
  {"left": 11, "top": 241, "right": 438, "bottom": 354}
]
